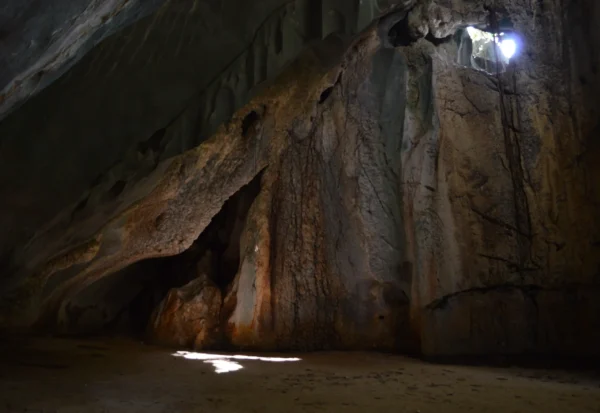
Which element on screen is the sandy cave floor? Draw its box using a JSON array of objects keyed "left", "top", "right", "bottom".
[{"left": 0, "top": 337, "right": 599, "bottom": 413}]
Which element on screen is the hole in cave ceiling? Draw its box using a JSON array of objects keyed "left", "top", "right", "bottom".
[{"left": 457, "top": 26, "right": 520, "bottom": 74}]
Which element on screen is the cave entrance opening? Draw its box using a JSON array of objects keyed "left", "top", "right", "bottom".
[
  {"left": 62, "top": 173, "right": 263, "bottom": 340},
  {"left": 457, "top": 26, "right": 519, "bottom": 74}
]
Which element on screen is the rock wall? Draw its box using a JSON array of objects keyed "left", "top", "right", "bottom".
[
  {"left": 0, "top": 0, "right": 599, "bottom": 357},
  {"left": 224, "top": 37, "right": 413, "bottom": 351},
  {"left": 414, "top": 0, "right": 600, "bottom": 356},
  {"left": 0, "top": 0, "right": 412, "bottom": 300}
]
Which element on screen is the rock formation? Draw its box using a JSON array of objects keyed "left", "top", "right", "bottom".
[
  {"left": 149, "top": 273, "right": 223, "bottom": 349},
  {"left": 0, "top": 0, "right": 599, "bottom": 357}
]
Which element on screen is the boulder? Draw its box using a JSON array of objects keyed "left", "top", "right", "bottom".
[{"left": 148, "top": 273, "right": 222, "bottom": 349}]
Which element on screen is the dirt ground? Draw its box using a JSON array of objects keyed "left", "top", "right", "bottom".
[{"left": 0, "top": 336, "right": 599, "bottom": 413}]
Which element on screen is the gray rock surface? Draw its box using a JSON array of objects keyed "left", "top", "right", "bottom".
[{"left": 0, "top": 0, "right": 166, "bottom": 119}]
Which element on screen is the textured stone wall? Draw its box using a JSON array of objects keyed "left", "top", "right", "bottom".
[
  {"left": 0, "top": 0, "right": 412, "bottom": 297},
  {"left": 413, "top": 0, "right": 600, "bottom": 356},
  {"left": 0, "top": 0, "right": 599, "bottom": 357}
]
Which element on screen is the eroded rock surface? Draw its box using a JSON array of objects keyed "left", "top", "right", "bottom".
[
  {"left": 0, "top": 0, "right": 414, "bottom": 299},
  {"left": 149, "top": 273, "right": 222, "bottom": 349},
  {"left": 1, "top": 0, "right": 599, "bottom": 357}
]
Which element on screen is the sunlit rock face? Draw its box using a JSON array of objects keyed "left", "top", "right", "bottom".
[{"left": 1, "top": 0, "right": 600, "bottom": 357}]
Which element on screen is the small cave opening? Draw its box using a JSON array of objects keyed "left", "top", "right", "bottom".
[
  {"left": 318, "top": 86, "right": 334, "bottom": 104},
  {"left": 107, "top": 180, "right": 127, "bottom": 199},
  {"left": 241, "top": 110, "right": 260, "bottom": 138},
  {"left": 456, "top": 26, "right": 520, "bottom": 74},
  {"left": 388, "top": 18, "right": 415, "bottom": 47},
  {"left": 61, "top": 173, "right": 263, "bottom": 340}
]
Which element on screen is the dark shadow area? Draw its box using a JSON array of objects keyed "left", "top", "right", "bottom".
[
  {"left": 422, "top": 354, "right": 600, "bottom": 374},
  {"left": 388, "top": 18, "right": 416, "bottom": 47},
  {"left": 318, "top": 86, "right": 334, "bottom": 104},
  {"left": 137, "top": 128, "right": 167, "bottom": 155},
  {"left": 425, "top": 32, "right": 453, "bottom": 46},
  {"left": 241, "top": 110, "right": 260, "bottom": 138}
]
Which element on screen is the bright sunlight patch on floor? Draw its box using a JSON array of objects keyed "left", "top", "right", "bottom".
[
  {"left": 204, "top": 359, "right": 244, "bottom": 373},
  {"left": 172, "top": 351, "right": 302, "bottom": 374}
]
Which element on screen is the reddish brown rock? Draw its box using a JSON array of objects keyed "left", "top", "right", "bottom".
[{"left": 148, "top": 273, "right": 222, "bottom": 349}]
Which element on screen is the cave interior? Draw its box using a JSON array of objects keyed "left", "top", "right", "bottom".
[{"left": 0, "top": 0, "right": 599, "bottom": 412}]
